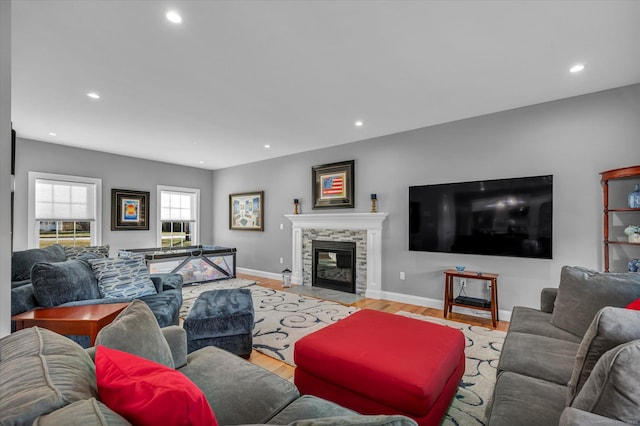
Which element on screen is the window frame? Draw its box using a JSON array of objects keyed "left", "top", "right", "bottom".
[
  {"left": 156, "top": 185, "right": 200, "bottom": 248},
  {"left": 28, "top": 171, "right": 102, "bottom": 248}
]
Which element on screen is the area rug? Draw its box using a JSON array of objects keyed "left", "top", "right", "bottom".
[
  {"left": 249, "top": 286, "right": 358, "bottom": 363},
  {"left": 397, "top": 311, "right": 505, "bottom": 426}
]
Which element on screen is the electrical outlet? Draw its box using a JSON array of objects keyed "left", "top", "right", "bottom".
[
  {"left": 460, "top": 279, "right": 466, "bottom": 288},
  {"left": 279, "top": 257, "right": 283, "bottom": 264},
  {"left": 400, "top": 272, "right": 405, "bottom": 280}
]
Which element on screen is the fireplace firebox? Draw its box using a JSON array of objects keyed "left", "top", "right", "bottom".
[{"left": 312, "top": 240, "right": 356, "bottom": 294}]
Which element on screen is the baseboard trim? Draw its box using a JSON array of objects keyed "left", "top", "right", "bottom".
[
  {"left": 240, "top": 268, "right": 512, "bottom": 322},
  {"left": 236, "top": 267, "right": 282, "bottom": 281}
]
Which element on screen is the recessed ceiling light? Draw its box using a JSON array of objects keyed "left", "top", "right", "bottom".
[
  {"left": 48, "top": 132, "right": 56, "bottom": 136},
  {"left": 264, "top": 144, "right": 271, "bottom": 148},
  {"left": 166, "top": 11, "right": 182, "bottom": 24},
  {"left": 199, "top": 160, "right": 204, "bottom": 164},
  {"left": 87, "top": 92, "right": 100, "bottom": 99},
  {"left": 570, "top": 64, "right": 585, "bottom": 73},
  {"left": 355, "top": 121, "right": 364, "bottom": 127}
]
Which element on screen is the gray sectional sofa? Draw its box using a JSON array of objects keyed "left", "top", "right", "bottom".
[
  {"left": 10, "top": 244, "right": 183, "bottom": 344},
  {"left": 0, "top": 300, "right": 417, "bottom": 426},
  {"left": 487, "top": 266, "right": 640, "bottom": 425}
]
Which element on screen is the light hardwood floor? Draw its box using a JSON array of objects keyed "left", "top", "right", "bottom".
[{"left": 240, "top": 273, "right": 509, "bottom": 381}]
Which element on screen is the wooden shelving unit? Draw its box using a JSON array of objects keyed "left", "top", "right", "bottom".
[{"left": 600, "top": 165, "right": 640, "bottom": 272}]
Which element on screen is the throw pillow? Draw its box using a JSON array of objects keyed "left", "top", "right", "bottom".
[
  {"left": 89, "top": 257, "right": 156, "bottom": 299},
  {"left": 566, "top": 307, "right": 640, "bottom": 405},
  {"left": 64, "top": 244, "right": 110, "bottom": 260},
  {"left": 626, "top": 298, "right": 640, "bottom": 311},
  {"left": 95, "top": 346, "right": 218, "bottom": 426},
  {"left": 571, "top": 339, "right": 640, "bottom": 421},
  {"left": 11, "top": 244, "right": 66, "bottom": 281},
  {"left": 31, "top": 258, "right": 101, "bottom": 307},
  {"left": 95, "top": 299, "right": 175, "bottom": 368},
  {"left": 0, "top": 327, "right": 98, "bottom": 425},
  {"left": 551, "top": 266, "right": 640, "bottom": 337}
]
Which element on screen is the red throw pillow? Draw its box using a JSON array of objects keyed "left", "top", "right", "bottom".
[
  {"left": 95, "top": 346, "right": 218, "bottom": 426},
  {"left": 626, "top": 298, "right": 640, "bottom": 311}
]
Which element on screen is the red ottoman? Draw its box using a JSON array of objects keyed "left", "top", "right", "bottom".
[{"left": 294, "top": 309, "right": 465, "bottom": 426}]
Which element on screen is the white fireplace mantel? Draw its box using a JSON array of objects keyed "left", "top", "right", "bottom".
[{"left": 284, "top": 213, "right": 388, "bottom": 298}]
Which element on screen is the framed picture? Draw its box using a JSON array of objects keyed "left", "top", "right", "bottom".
[
  {"left": 111, "top": 189, "right": 150, "bottom": 230},
  {"left": 229, "top": 191, "right": 264, "bottom": 231},
  {"left": 312, "top": 160, "right": 355, "bottom": 209}
]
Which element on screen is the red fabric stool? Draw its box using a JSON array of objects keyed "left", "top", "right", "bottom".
[{"left": 294, "top": 309, "right": 465, "bottom": 426}]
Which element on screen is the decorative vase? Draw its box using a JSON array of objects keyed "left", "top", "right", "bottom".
[
  {"left": 630, "top": 233, "right": 640, "bottom": 244},
  {"left": 629, "top": 184, "right": 640, "bottom": 209}
]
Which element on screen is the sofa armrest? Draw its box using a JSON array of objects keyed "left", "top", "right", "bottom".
[
  {"left": 540, "top": 287, "right": 558, "bottom": 313},
  {"left": 161, "top": 326, "right": 188, "bottom": 369},
  {"left": 559, "top": 407, "right": 627, "bottom": 425},
  {"left": 150, "top": 273, "right": 183, "bottom": 293},
  {"left": 11, "top": 283, "right": 37, "bottom": 315}
]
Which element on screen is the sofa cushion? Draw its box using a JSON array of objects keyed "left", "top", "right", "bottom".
[
  {"left": 487, "top": 371, "right": 567, "bottom": 426},
  {"left": 266, "top": 395, "right": 357, "bottom": 424},
  {"left": 551, "top": 266, "right": 640, "bottom": 338},
  {"left": 89, "top": 257, "right": 156, "bottom": 299},
  {"left": 267, "top": 396, "right": 416, "bottom": 425},
  {"left": 567, "top": 307, "right": 640, "bottom": 404},
  {"left": 497, "top": 331, "right": 579, "bottom": 385},
  {"left": 95, "top": 299, "right": 175, "bottom": 368},
  {"left": 507, "top": 306, "right": 581, "bottom": 343},
  {"left": 571, "top": 339, "right": 640, "bottom": 423},
  {"left": 11, "top": 244, "right": 66, "bottom": 281},
  {"left": 64, "top": 244, "right": 110, "bottom": 260},
  {"left": 96, "top": 346, "right": 217, "bottom": 426},
  {"left": 33, "top": 398, "right": 131, "bottom": 426},
  {"left": 31, "top": 258, "right": 101, "bottom": 307},
  {"left": 0, "top": 327, "right": 98, "bottom": 426},
  {"left": 180, "top": 345, "right": 300, "bottom": 425}
]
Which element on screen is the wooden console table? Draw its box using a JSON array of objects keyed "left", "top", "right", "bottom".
[
  {"left": 12, "top": 303, "right": 129, "bottom": 345},
  {"left": 443, "top": 270, "right": 499, "bottom": 327}
]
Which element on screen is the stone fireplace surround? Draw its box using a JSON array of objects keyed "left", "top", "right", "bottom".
[{"left": 285, "top": 213, "right": 388, "bottom": 298}]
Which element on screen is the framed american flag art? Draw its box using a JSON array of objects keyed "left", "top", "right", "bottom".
[{"left": 312, "top": 160, "right": 355, "bottom": 209}]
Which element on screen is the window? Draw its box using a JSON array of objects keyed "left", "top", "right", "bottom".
[
  {"left": 28, "top": 172, "right": 102, "bottom": 248},
  {"left": 157, "top": 185, "right": 199, "bottom": 248}
]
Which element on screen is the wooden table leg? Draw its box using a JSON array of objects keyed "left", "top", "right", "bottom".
[
  {"left": 443, "top": 275, "right": 450, "bottom": 318},
  {"left": 490, "top": 277, "right": 498, "bottom": 327}
]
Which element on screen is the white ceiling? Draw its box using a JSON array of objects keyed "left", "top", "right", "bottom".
[{"left": 11, "top": 0, "right": 640, "bottom": 170}]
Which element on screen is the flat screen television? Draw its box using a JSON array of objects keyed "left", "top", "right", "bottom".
[{"left": 409, "top": 175, "right": 553, "bottom": 259}]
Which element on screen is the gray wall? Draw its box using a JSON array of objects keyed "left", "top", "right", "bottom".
[
  {"left": 13, "top": 139, "right": 215, "bottom": 253},
  {"left": 213, "top": 84, "right": 640, "bottom": 312},
  {"left": 1, "top": 0, "right": 12, "bottom": 337}
]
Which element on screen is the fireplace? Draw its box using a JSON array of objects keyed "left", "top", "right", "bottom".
[{"left": 312, "top": 240, "right": 356, "bottom": 294}]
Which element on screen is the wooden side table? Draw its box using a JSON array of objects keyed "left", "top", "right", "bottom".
[
  {"left": 11, "top": 303, "right": 129, "bottom": 346},
  {"left": 443, "top": 270, "right": 499, "bottom": 327}
]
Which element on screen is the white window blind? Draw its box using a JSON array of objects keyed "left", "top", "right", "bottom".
[
  {"left": 35, "top": 179, "right": 97, "bottom": 221},
  {"left": 161, "top": 190, "right": 196, "bottom": 221}
]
